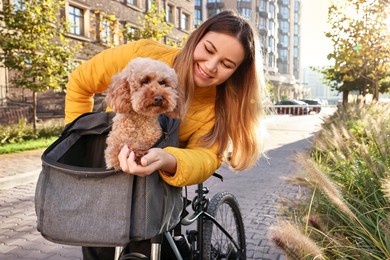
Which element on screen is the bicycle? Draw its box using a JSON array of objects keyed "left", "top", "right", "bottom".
[{"left": 116, "top": 173, "right": 246, "bottom": 260}]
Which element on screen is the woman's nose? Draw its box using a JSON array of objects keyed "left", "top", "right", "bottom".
[{"left": 205, "top": 58, "right": 218, "bottom": 73}]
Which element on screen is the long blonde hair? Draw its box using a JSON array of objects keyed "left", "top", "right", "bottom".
[{"left": 173, "top": 10, "right": 267, "bottom": 170}]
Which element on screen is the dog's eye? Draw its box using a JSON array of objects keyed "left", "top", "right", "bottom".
[
  {"left": 141, "top": 77, "right": 150, "bottom": 85},
  {"left": 158, "top": 80, "right": 166, "bottom": 86}
]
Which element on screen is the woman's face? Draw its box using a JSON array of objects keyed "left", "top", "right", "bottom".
[{"left": 193, "top": 31, "right": 245, "bottom": 88}]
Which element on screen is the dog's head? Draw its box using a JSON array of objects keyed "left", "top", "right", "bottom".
[{"left": 106, "top": 57, "right": 182, "bottom": 118}]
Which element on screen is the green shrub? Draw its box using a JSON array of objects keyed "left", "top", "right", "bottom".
[{"left": 0, "top": 118, "right": 63, "bottom": 145}]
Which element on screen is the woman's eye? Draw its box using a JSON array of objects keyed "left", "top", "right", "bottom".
[
  {"left": 222, "top": 62, "right": 232, "bottom": 69},
  {"left": 205, "top": 46, "right": 212, "bottom": 54}
]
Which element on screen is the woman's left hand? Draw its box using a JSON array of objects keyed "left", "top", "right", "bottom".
[{"left": 118, "top": 145, "right": 177, "bottom": 177}]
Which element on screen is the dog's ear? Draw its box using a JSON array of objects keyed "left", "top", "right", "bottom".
[
  {"left": 165, "top": 84, "right": 184, "bottom": 119},
  {"left": 106, "top": 73, "right": 133, "bottom": 113}
]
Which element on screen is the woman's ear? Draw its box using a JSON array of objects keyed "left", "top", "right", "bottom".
[{"left": 105, "top": 73, "right": 133, "bottom": 113}]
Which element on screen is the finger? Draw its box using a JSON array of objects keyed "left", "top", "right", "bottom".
[
  {"left": 119, "top": 145, "right": 130, "bottom": 158},
  {"left": 140, "top": 157, "right": 148, "bottom": 167},
  {"left": 140, "top": 150, "right": 160, "bottom": 167},
  {"left": 118, "top": 146, "right": 130, "bottom": 172}
]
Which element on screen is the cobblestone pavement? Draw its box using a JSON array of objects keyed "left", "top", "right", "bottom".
[{"left": 0, "top": 112, "right": 330, "bottom": 259}]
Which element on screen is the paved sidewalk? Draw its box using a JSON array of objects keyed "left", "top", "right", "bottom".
[
  {"left": 0, "top": 149, "right": 83, "bottom": 259},
  {"left": 0, "top": 112, "right": 328, "bottom": 259},
  {"left": 0, "top": 149, "right": 44, "bottom": 190}
]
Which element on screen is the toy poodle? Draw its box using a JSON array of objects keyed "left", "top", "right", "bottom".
[{"left": 104, "top": 57, "right": 181, "bottom": 170}]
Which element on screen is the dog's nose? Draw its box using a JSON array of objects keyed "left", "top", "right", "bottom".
[{"left": 153, "top": 95, "right": 163, "bottom": 106}]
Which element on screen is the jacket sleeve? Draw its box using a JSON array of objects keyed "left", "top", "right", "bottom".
[{"left": 160, "top": 117, "right": 222, "bottom": 187}]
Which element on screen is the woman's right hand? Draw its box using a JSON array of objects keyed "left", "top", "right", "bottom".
[{"left": 118, "top": 145, "right": 177, "bottom": 177}]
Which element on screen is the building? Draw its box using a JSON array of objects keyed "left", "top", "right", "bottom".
[{"left": 266, "top": 0, "right": 303, "bottom": 101}]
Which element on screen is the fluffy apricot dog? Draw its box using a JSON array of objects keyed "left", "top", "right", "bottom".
[{"left": 104, "top": 57, "right": 180, "bottom": 170}]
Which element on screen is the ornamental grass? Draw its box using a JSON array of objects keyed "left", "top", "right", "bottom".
[{"left": 271, "top": 100, "right": 390, "bottom": 259}]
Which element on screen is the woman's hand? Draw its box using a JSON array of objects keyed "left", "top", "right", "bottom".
[{"left": 118, "top": 145, "right": 177, "bottom": 177}]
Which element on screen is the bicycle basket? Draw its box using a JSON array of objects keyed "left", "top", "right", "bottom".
[{"left": 34, "top": 112, "right": 183, "bottom": 247}]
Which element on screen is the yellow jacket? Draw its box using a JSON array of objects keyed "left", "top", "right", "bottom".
[{"left": 65, "top": 39, "right": 221, "bottom": 187}]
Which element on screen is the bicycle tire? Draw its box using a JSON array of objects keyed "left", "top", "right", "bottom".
[{"left": 202, "top": 192, "right": 246, "bottom": 259}]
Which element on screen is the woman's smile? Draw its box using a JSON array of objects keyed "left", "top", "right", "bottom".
[{"left": 196, "top": 63, "right": 213, "bottom": 79}]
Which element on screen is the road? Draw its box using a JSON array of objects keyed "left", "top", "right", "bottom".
[{"left": 0, "top": 107, "right": 335, "bottom": 259}]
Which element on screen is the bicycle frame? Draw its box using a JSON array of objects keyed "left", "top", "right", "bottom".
[
  {"left": 115, "top": 181, "right": 243, "bottom": 260},
  {"left": 181, "top": 183, "right": 242, "bottom": 257}
]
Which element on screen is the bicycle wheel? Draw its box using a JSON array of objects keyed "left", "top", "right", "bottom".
[{"left": 202, "top": 192, "right": 246, "bottom": 259}]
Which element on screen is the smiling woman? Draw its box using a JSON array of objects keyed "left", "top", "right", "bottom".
[{"left": 64, "top": 10, "right": 268, "bottom": 259}]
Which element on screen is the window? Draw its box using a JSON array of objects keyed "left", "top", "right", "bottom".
[
  {"left": 181, "top": 12, "right": 190, "bottom": 31},
  {"left": 194, "top": 0, "right": 201, "bottom": 6},
  {"left": 126, "top": 0, "right": 137, "bottom": 6},
  {"left": 123, "top": 24, "right": 140, "bottom": 42},
  {"left": 259, "top": 0, "right": 266, "bottom": 12},
  {"left": 13, "top": 0, "right": 26, "bottom": 11},
  {"left": 269, "top": 36, "right": 274, "bottom": 51},
  {"left": 147, "top": 0, "right": 152, "bottom": 9},
  {"left": 269, "top": 20, "right": 274, "bottom": 31},
  {"left": 294, "top": 47, "right": 299, "bottom": 58},
  {"left": 66, "top": 2, "right": 90, "bottom": 39},
  {"left": 68, "top": 5, "right": 84, "bottom": 36},
  {"left": 238, "top": 8, "right": 251, "bottom": 19},
  {"left": 281, "top": 20, "right": 289, "bottom": 33},
  {"left": 294, "top": 24, "right": 298, "bottom": 34},
  {"left": 166, "top": 4, "right": 174, "bottom": 24},
  {"left": 294, "top": 0, "right": 300, "bottom": 11},
  {"left": 269, "top": 3, "right": 275, "bottom": 18},
  {"left": 281, "top": 35, "right": 289, "bottom": 47},
  {"left": 207, "top": 8, "right": 220, "bottom": 18},
  {"left": 281, "top": 6, "right": 289, "bottom": 19},
  {"left": 294, "top": 35, "right": 298, "bottom": 47},
  {"left": 259, "top": 17, "right": 265, "bottom": 29},
  {"left": 194, "top": 9, "right": 202, "bottom": 26},
  {"left": 100, "top": 17, "right": 119, "bottom": 46},
  {"left": 101, "top": 19, "right": 111, "bottom": 45}
]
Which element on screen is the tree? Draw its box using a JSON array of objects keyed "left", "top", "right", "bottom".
[
  {"left": 123, "top": 0, "right": 173, "bottom": 43},
  {"left": 0, "top": 0, "right": 80, "bottom": 131},
  {"left": 324, "top": 0, "right": 390, "bottom": 103}
]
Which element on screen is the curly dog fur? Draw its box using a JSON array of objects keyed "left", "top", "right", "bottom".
[{"left": 104, "top": 57, "right": 180, "bottom": 170}]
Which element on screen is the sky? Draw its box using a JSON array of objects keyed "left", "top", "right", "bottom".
[{"left": 300, "top": 0, "right": 333, "bottom": 67}]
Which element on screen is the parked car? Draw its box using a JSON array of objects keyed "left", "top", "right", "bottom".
[
  {"left": 300, "top": 99, "right": 322, "bottom": 113},
  {"left": 274, "top": 100, "right": 310, "bottom": 115}
]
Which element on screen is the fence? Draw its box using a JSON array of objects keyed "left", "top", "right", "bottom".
[{"left": 267, "top": 104, "right": 336, "bottom": 116}]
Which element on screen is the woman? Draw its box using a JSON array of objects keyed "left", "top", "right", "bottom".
[
  {"left": 66, "top": 10, "right": 266, "bottom": 185},
  {"left": 65, "top": 10, "right": 267, "bottom": 259}
]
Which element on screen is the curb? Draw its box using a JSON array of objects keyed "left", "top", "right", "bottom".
[{"left": 0, "top": 169, "right": 40, "bottom": 190}]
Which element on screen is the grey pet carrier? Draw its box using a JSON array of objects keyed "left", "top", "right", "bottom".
[{"left": 34, "top": 112, "right": 183, "bottom": 247}]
